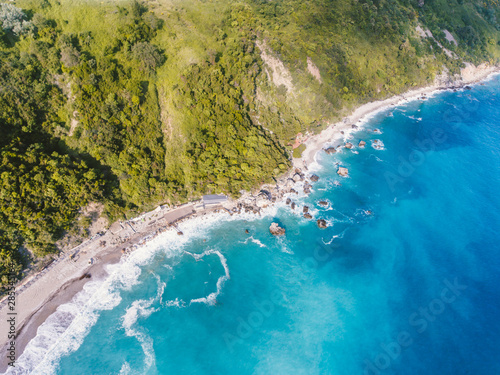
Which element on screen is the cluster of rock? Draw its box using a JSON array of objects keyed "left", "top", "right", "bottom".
[{"left": 269, "top": 222, "right": 286, "bottom": 236}]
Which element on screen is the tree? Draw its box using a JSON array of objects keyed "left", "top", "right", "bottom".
[{"left": 131, "top": 42, "right": 165, "bottom": 71}]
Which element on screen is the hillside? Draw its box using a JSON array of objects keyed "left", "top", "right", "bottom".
[{"left": 0, "top": 0, "right": 499, "bottom": 284}]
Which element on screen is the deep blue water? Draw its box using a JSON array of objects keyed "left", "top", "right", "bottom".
[{"left": 9, "top": 75, "right": 500, "bottom": 375}]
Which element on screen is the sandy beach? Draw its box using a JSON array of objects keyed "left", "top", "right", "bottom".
[
  {"left": 295, "top": 63, "right": 500, "bottom": 169},
  {"left": 0, "top": 62, "right": 498, "bottom": 372}
]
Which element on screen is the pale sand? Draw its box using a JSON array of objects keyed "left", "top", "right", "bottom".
[
  {"left": 0, "top": 63, "right": 498, "bottom": 372},
  {"left": 295, "top": 63, "right": 499, "bottom": 169},
  {"left": 0, "top": 203, "right": 196, "bottom": 371}
]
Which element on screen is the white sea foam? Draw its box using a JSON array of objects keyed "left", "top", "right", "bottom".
[
  {"left": 322, "top": 229, "right": 347, "bottom": 245},
  {"left": 245, "top": 236, "right": 267, "bottom": 248},
  {"left": 121, "top": 274, "right": 164, "bottom": 374},
  {"left": 7, "top": 211, "right": 243, "bottom": 374},
  {"left": 8, "top": 182, "right": 321, "bottom": 373},
  {"left": 164, "top": 298, "right": 186, "bottom": 308},
  {"left": 188, "top": 250, "right": 230, "bottom": 306},
  {"left": 119, "top": 362, "right": 132, "bottom": 375}
]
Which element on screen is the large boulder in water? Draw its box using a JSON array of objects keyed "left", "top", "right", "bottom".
[
  {"left": 345, "top": 142, "right": 353, "bottom": 149},
  {"left": 304, "top": 213, "right": 313, "bottom": 219},
  {"left": 324, "top": 147, "right": 336, "bottom": 155},
  {"left": 269, "top": 222, "right": 286, "bottom": 236},
  {"left": 310, "top": 174, "right": 319, "bottom": 182},
  {"left": 317, "top": 219, "right": 328, "bottom": 229},
  {"left": 303, "top": 206, "right": 309, "bottom": 213},
  {"left": 337, "top": 167, "right": 349, "bottom": 177},
  {"left": 358, "top": 140, "right": 366, "bottom": 148}
]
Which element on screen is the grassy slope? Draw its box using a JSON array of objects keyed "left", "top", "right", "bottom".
[{"left": 0, "top": 0, "right": 498, "bottom": 284}]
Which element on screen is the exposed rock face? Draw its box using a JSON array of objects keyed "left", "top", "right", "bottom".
[
  {"left": 345, "top": 142, "right": 353, "bottom": 149},
  {"left": 317, "top": 219, "right": 328, "bottom": 229},
  {"left": 324, "top": 147, "right": 336, "bottom": 155},
  {"left": 304, "top": 213, "right": 312, "bottom": 219},
  {"left": 269, "top": 222, "right": 286, "bottom": 236},
  {"left": 358, "top": 140, "right": 366, "bottom": 148},
  {"left": 303, "top": 206, "right": 309, "bottom": 213},
  {"left": 337, "top": 167, "right": 349, "bottom": 177},
  {"left": 310, "top": 174, "right": 319, "bottom": 182}
]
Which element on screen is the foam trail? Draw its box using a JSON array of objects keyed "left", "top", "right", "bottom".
[
  {"left": 121, "top": 274, "right": 165, "bottom": 373},
  {"left": 242, "top": 236, "right": 267, "bottom": 248},
  {"left": 6, "top": 212, "right": 232, "bottom": 374},
  {"left": 187, "top": 250, "right": 230, "bottom": 306}
]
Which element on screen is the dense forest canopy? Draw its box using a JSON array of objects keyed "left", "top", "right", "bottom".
[{"left": 0, "top": 0, "right": 498, "bottom": 285}]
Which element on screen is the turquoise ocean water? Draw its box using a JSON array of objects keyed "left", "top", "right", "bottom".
[{"left": 7, "top": 75, "right": 500, "bottom": 375}]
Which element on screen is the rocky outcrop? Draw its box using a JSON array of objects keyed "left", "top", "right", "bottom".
[
  {"left": 303, "top": 206, "right": 309, "bottom": 213},
  {"left": 324, "top": 147, "right": 336, "bottom": 155},
  {"left": 358, "top": 140, "right": 366, "bottom": 148},
  {"left": 372, "top": 139, "right": 384, "bottom": 150},
  {"left": 291, "top": 202, "right": 296, "bottom": 210},
  {"left": 317, "top": 219, "right": 328, "bottom": 229},
  {"left": 345, "top": 142, "right": 353, "bottom": 149},
  {"left": 304, "top": 213, "right": 312, "bottom": 219},
  {"left": 337, "top": 167, "right": 349, "bottom": 177},
  {"left": 269, "top": 222, "right": 286, "bottom": 236},
  {"left": 310, "top": 174, "right": 319, "bottom": 182},
  {"left": 318, "top": 201, "right": 329, "bottom": 207},
  {"left": 286, "top": 197, "right": 291, "bottom": 205}
]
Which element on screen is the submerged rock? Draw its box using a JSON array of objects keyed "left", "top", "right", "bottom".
[
  {"left": 304, "top": 213, "right": 313, "bottom": 219},
  {"left": 317, "top": 219, "right": 328, "bottom": 229},
  {"left": 337, "top": 167, "right": 349, "bottom": 177},
  {"left": 310, "top": 174, "right": 319, "bottom": 182},
  {"left": 269, "top": 222, "right": 286, "bottom": 236},
  {"left": 372, "top": 139, "right": 384, "bottom": 150}
]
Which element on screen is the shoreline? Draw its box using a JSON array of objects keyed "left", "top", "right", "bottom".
[
  {"left": 295, "top": 62, "right": 500, "bottom": 169},
  {"left": 0, "top": 62, "right": 498, "bottom": 372}
]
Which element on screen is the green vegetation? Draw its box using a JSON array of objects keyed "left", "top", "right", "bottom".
[{"left": 0, "top": 0, "right": 498, "bottom": 286}]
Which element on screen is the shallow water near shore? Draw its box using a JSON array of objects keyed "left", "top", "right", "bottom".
[{"left": 8, "top": 75, "right": 500, "bottom": 374}]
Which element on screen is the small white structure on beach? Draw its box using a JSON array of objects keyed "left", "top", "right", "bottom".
[{"left": 202, "top": 194, "right": 228, "bottom": 209}]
